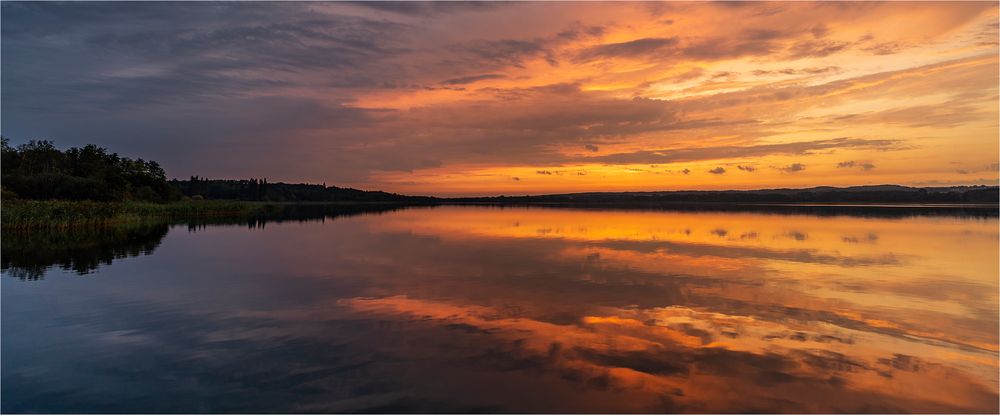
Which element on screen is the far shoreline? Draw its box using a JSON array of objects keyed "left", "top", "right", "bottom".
[
  {"left": 446, "top": 201, "right": 1000, "bottom": 208},
  {"left": 3, "top": 198, "right": 997, "bottom": 230}
]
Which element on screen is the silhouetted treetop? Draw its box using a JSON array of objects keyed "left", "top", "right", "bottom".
[{"left": 1, "top": 138, "right": 179, "bottom": 202}]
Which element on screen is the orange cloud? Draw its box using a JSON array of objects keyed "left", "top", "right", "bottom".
[{"left": 3, "top": 1, "right": 997, "bottom": 194}]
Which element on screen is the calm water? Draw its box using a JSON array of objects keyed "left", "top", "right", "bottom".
[{"left": 2, "top": 205, "right": 998, "bottom": 413}]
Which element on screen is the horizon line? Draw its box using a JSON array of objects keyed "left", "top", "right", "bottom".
[{"left": 167, "top": 178, "right": 1000, "bottom": 198}]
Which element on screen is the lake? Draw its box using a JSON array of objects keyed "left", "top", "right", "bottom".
[{"left": 2, "top": 205, "right": 998, "bottom": 413}]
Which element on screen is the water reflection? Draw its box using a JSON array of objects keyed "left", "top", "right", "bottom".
[
  {"left": 2, "top": 223, "right": 169, "bottom": 280},
  {"left": 182, "top": 203, "right": 414, "bottom": 231},
  {"left": 2, "top": 204, "right": 412, "bottom": 279},
  {"left": 2, "top": 205, "right": 997, "bottom": 413}
]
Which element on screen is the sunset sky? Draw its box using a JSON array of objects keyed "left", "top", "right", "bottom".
[{"left": 2, "top": 1, "right": 998, "bottom": 196}]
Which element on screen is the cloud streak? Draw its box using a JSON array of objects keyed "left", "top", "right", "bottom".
[{"left": 581, "top": 138, "right": 898, "bottom": 165}]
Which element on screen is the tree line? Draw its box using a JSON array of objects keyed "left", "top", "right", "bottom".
[
  {"left": 1, "top": 138, "right": 179, "bottom": 202},
  {"left": 176, "top": 176, "right": 270, "bottom": 201},
  {"left": 170, "top": 177, "right": 434, "bottom": 202},
  {"left": 1, "top": 139, "right": 435, "bottom": 203}
]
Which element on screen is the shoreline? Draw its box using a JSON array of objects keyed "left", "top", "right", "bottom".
[
  {"left": 0, "top": 200, "right": 426, "bottom": 230},
  {"left": 0, "top": 199, "right": 444, "bottom": 230},
  {"left": 3, "top": 199, "right": 997, "bottom": 229},
  {"left": 446, "top": 201, "right": 1000, "bottom": 208}
]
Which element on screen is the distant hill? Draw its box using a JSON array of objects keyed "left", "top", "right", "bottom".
[
  {"left": 448, "top": 185, "right": 1000, "bottom": 204},
  {"left": 171, "top": 181, "right": 999, "bottom": 204}
]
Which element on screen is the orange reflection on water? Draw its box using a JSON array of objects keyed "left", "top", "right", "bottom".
[{"left": 342, "top": 206, "right": 998, "bottom": 412}]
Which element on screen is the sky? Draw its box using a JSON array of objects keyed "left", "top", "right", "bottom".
[{"left": 2, "top": 1, "right": 998, "bottom": 196}]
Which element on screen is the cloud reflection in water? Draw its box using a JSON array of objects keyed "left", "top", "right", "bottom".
[{"left": 2, "top": 206, "right": 997, "bottom": 412}]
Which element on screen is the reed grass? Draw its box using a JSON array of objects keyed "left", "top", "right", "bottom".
[{"left": 1, "top": 199, "right": 264, "bottom": 229}]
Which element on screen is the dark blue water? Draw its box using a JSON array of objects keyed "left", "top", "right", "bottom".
[{"left": 3, "top": 206, "right": 998, "bottom": 413}]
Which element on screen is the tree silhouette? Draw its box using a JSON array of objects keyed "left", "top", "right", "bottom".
[{"left": 1, "top": 139, "right": 180, "bottom": 202}]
